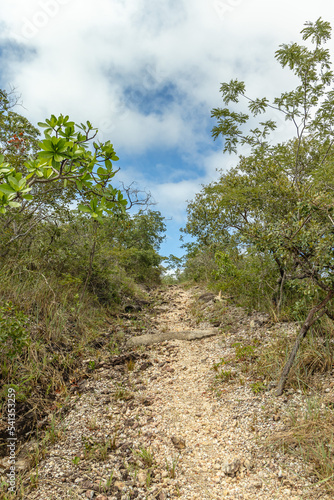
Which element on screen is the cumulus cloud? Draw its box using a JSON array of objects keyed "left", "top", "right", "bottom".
[
  {"left": 1, "top": 0, "right": 334, "bottom": 255},
  {"left": 2, "top": 0, "right": 330, "bottom": 149}
]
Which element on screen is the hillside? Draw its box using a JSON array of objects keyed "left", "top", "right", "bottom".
[{"left": 2, "top": 285, "right": 332, "bottom": 500}]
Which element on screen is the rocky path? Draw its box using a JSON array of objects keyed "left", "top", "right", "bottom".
[{"left": 24, "top": 286, "right": 329, "bottom": 500}]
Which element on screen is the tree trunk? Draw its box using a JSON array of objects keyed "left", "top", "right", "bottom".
[
  {"left": 276, "top": 289, "right": 334, "bottom": 396},
  {"left": 276, "top": 270, "right": 286, "bottom": 320}
]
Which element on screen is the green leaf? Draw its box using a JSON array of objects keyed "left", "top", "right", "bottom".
[
  {"left": 0, "top": 184, "right": 16, "bottom": 196},
  {"left": 7, "top": 176, "right": 19, "bottom": 190},
  {"left": 0, "top": 167, "right": 13, "bottom": 174},
  {"left": 78, "top": 204, "right": 92, "bottom": 213},
  {"left": 97, "top": 167, "right": 108, "bottom": 178},
  {"left": 105, "top": 159, "right": 113, "bottom": 170},
  {"left": 43, "top": 168, "right": 54, "bottom": 179}
]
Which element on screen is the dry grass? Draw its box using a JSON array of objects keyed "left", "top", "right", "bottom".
[
  {"left": 268, "top": 397, "right": 334, "bottom": 492},
  {"left": 250, "top": 318, "right": 334, "bottom": 492},
  {"left": 254, "top": 324, "right": 334, "bottom": 391},
  {"left": 0, "top": 261, "right": 150, "bottom": 488}
]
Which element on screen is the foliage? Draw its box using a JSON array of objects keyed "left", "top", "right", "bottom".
[
  {"left": 0, "top": 110, "right": 127, "bottom": 218},
  {"left": 181, "top": 244, "right": 218, "bottom": 283},
  {"left": 233, "top": 342, "right": 256, "bottom": 361},
  {"left": 0, "top": 302, "right": 30, "bottom": 360},
  {"left": 185, "top": 18, "right": 334, "bottom": 313},
  {"left": 0, "top": 91, "right": 167, "bottom": 464},
  {"left": 183, "top": 18, "right": 334, "bottom": 393},
  {"left": 0, "top": 89, "right": 40, "bottom": 165}
]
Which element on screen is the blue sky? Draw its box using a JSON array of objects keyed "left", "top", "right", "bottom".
[{"left": 1, "top": 0, "right": 334, "bottom": 258}]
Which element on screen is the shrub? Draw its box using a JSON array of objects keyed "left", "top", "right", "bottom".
[{"left": 0, "top": 302, "right": 30, "bottom": 360}]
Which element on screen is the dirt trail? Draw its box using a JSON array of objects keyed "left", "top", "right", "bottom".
[{"left": 24, "top": 286, "right": 328, "bottom": 500}]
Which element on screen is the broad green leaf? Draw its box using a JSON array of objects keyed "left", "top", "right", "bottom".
[
  {"left": 97, "top": 167, "right": 108, "bottom": 177},
  {"left": 78, "top": 204, "right": 92, "bottom": 213},
  {"left": 0, "top": 184, "right": 16, "bottom": 195}
]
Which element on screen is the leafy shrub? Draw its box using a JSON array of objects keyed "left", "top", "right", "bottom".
[{"left": 0, "top": 302, "right": 30, "bottom": 360}]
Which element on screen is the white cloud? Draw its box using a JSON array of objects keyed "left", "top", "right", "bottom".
[
  {"left": 152, "top": 179, "right": 202, "bottom": 221},
  {"left": 3, "top": 0, "right": 333, "bottom": 153},
  {"left": 1, "top": 0, "right": 334, "bottom": 253}
]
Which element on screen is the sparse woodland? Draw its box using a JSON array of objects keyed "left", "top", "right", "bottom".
[
  {"left": 1, "top": 18, "right": 334, "bottom": 499},
  {"left": 182, "top": 18, "right": 334, "bottom": 393}
]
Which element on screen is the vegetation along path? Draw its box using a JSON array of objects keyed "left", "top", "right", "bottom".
[{"left": 23, "top": 286, "right": 331, "bottom": 499}]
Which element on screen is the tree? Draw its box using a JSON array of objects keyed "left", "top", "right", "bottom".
[
  {"left": 102, "top": 209, "right": 167, "bottom": 284},
  {"left": 0, "top": 101, "right": 154, "bottom": 259},
  {"left": 186, "top": 18, "right": 334, "bottom": 394},
  {"left": 0, "top": 89, "right": 40, "bottom": 164},
  {"left": 0, "top": 112, "right": 127, "bottom": 215}
]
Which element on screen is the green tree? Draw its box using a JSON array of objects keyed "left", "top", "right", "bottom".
[
  {"left": 0, "top": 101, "right": 135, "bottom": 262},
  {"left": 104, "top": 209, "right": 167, "bottom": 283},
  {"left": 0, "top": 112, "right": 127, "bottom": 216},
  {"left": 0, "top": 89, "right": 40, "bottom": 164},
  {"left": 0, "top": 94, "right": 163, "bottom": 307},
  {"left": 186, "top": 18, "right": 334, "bottom": 394}
]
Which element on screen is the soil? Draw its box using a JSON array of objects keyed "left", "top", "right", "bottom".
[{"left": 1, "top": 285, "right": 332, "bottom": 499}]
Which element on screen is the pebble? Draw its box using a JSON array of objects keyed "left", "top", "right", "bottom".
[{"left": 21, "top": 287, "right": 332, "bottom": 500}]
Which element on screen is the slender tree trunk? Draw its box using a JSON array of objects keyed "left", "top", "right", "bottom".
[
  {"left": 272, "top": 257, "right": 285, "bottom": 318},
  {"left": 276, "top": 270, "right": 286, "bottom": 320},
  {"left": 276, "top": 289, "right": 334, "bottom": 396}
]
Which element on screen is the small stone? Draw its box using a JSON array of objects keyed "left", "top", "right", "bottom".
[
  {"left": 223, "top": 459, "right": 241, "bottom": 477},
  {"left": 85, "top": 491, "right": 95, "bottom": 499},
  {"left": 251, "top": 480, "right": 263, "bottom": 489},
  {"left": 243, "top": 458, "right": 252, "bottom": 470},
  {"left": 15, "top": 459, "right": 29, "bottom": 471},
  {"left": 114, "top": 480, "right": 125, "bottom": 491},
  {"left": 171, "top": 436, "right": 186, "bottom": 449},
  {"left": 136, "top": 471, "right": 147, "bottom": 486}
]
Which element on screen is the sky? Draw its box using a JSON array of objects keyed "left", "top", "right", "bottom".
[{"left": 1, "top": 0, "right": 334, "bottom": 258}]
